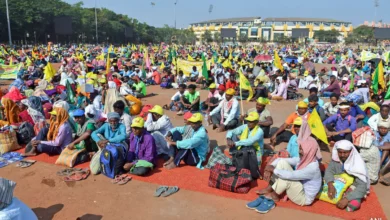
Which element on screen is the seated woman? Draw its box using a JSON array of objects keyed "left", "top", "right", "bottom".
[
  {"left": 24, "top": 108, "right": 73, "bottom": 156},
  {"left": 251, "top": 136, "right": 322, "bottom": 213},
  {"left": 164, "top": 113, "right": 209, "bottom": 170},
  {"left": 0, "top": 98, "right": 21, "bottom": 127},
  {"left": 123, "top": 117, "right": 157, "bottom": 176},
  {"left": 66, "top": 109, "right": 98, "bottom": 157},
  {"left": 91, "top": 112, "right": 127, "bottom": 149},
  {"left": 324, "top": 140, "right": 369, "bottom": 212}
]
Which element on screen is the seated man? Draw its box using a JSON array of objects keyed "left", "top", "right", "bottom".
[
  {"left": 242, "top": 97, "right": 273, "bottom": 138},
  {"left": 323, "top": 102, "right": 357, "bottom": 143},
  {"left": 164, "top": 113, "right": 209, "bottom": 170},
  {"left": 178, "top": 84, "right": 200, "bottom": 115},
  {"left": 251, "top": 136, "right": 322, "bottom": 211},
  {"left": 91, "top": 112, "right": 127, "bottom": 148},
  {"left": 270, "top": 101, "right": 310, "bottom": 147},
  {"left": 164, "top": 84, "right": 186, "bottom": 112},
  {"left": 269, "top": 76, "right": 288, "bottom": 101},
  {"left": 24, "top": 108, "right": 73, "bottom": 156},
  {"left": 307, "top": 94, "right": 326, "bottom": 121},
  {"left": 368, "top": 104, "right": 390, "bottom": 132},
  {"left": 144, "top": 105, "right": 173, "bottom": 156},
  {"left": 302, "top": 87, "right": 325, "bottom": 107},
  {"left": 113, "top": 100, "right": 132, "bottom": 137},
  {"left": 66, "top": 109, "right": 98, "bottom": 156},
  {"left": 131, "top": 76, "right": 146, "bottom": 98},
  {"left": 226, "top": 112, "right": 264, "bottom": 166},
  {"left": 323, "top": 93, "right": 340, "bottom": 118},
  {"left": 203, "top": 83, "right": 223, "bottom": 113},
  {"left": 345, "top": 95, "right": 366, "bottom": 127},
  {"left": 324, "top": 140, "right": 369, "bottom": 212},
  {"left": 123, "top": 117, "right": 157, "bottom": 176},
  {"left": 209, "top": 88, "right": 240, "bottom": 132}
]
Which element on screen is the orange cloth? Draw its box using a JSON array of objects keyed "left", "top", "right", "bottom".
[
  {"left": 284, "top": 112, "right": 311, "bottom": 134},
  {"left": 46, "top": 107, "right": 69, "bottom": 141},
  {"left": 1, "top": 98, "right": 21, "bottom": 125}
]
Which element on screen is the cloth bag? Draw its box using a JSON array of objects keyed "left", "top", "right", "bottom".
[
  {"left": 352, "top": 126, "right": 375, "bottom": 149},
  {"left": 232, "top": 147, "right": 260, "bottom": 179},
  {"left": 317, "top": 173, "right": 355, "bottom": 204},
  {"left": 55, "top": 148, "right": 86, "bottom": 168},
  {"left": 208, "top": 163, "right": 252, "bottom": 194},
  {"left": 90, "top": 149, "right": 102, "bottom": 175},
  {"left": 0, "top": 130, "right": 21, "bottom": 154},
  {"left": 205, "top": 147, "right": 232, "bottom": 169}
]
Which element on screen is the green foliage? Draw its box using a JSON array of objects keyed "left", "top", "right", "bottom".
[
  {"left": 344, "top": 25, "right": 375, "bottom": 44},
  {"left": 313, "top": 30, "right": 341, "bottom": 43},
  {"left": 274, "top": 35, "right": 291, "bottom": 43},
  {"left": 238, "top": 33, "right": 249, "bottom": 43},
  {"left": 213, "top": 32, "right": 222, "bottom": 43},
  {"left": 0, "top": 0, "right": 194, "bottom": 44},
  {"left": 201, "top": 30, "right": 213, "bottom": 43}
]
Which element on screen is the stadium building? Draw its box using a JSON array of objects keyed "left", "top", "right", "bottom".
[{"left": 189, "top": 17, "right": 353, "bottom": 42}]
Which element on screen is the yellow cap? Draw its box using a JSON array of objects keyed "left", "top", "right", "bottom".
[
  {"left": 304, "top": 70, "right": 309, "bottom": 76},
  {"left": 149, "top": 105, "right": 164, "bottom": 115},
  {"left": 131, "top": 117, "right": 145, "bottom": 128},
  {"left": 187, "top": 113, "right": 203, "bottom": 123},
  {"left": 293, "top": 117, "right": 303, "bottom": 125},
  {"left": 225, "top": 88, "right": 235, "bottom": 95},
  {"left": 245, "top": 111, "right": 260, "bottom": 121},
  {"left": 257, "top": 97, "right": 270, "bottom": 105},
  {"left": 49, "top": 110, "right": 57, "bottom": 115},
  {"left": 297, "top": 101, "right": 308, "bottom": 108},
  {"left": 209, "top": 83, "right": 216, "bottom": 89}
]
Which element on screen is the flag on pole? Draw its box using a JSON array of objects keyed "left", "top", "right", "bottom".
[
  {"left": 222, "top": 59, "right": 232, "bottom": 69},
  {"left": 44, "top": 62, "right": 56, "bottom": 82},
  {"left": 238, "top": 70, "right": 253, "bottom": 101},
  {"left": 106, "top": 45, "right": 113, "bottom": 74},
  {"left": 188, "top": 54, "right": 195, "bottom": 61},
  {"left": 274, "top": 50, "right": 284, "bottom": 72},
  {"left": 372, "top": 60, "right": 385, "bottom": 94},
  {"left": 308, "top": 108, "right": 329, "bottom": 145},
  {"left": 66, "top": 80, "right": 75, "bottom": 104},
  {"left": 160, "top": 61, "right": 165, "bottom": 70},
  {"left": 201, "top": 53, "right": 208, "bottom": 80}
]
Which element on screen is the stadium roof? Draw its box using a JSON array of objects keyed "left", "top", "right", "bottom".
[
  {"left": 190, "top": 17, "right": 261, "bottom": 25},
  {"left": 262, "top": 17, "right": 351, "bottom": 23}
]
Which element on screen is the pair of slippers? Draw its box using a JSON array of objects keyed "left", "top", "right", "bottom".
[
  {"left": 154, "top": 186, "right": 179, "bottom": 197},
  {"left": 56, "top": 168, "right": 90, "bottom": 182},
  {"left": 111, "top": 174, "right": 132, "bottom": 185},
  {"left": 16, "top": 160, "right": 36, "bottom": 168},
  {"left": 56, "top": 168, "right": 84, "bottom": 177}
]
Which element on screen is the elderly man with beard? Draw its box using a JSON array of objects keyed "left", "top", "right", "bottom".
[{"left": 91, "top": 112, "right": 127, "bottom": 148}]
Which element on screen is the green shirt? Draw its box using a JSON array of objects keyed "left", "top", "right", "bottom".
[
  {"left": 76, "top": 122, "right": 97, "bottom": 152},
  {"left": 184, "top": 91, "right": 200, "bottom": 103},
  {"left": 134, "top": 81, "right": 147, "bottom": 96}
]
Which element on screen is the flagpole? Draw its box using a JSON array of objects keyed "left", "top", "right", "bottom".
[
  {"left": 5, "top": 0, "right": 12, "bottom": 46},
  {"left": 95, "top": 0, "right": 98, "bottom": 44}
]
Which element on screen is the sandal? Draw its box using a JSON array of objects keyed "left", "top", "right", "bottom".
[
  {"left": 154, "top": 186, "right": 169, "bottom": 197},
  {"left": 56, "top": 168, "right": 82, "bottom": 177},
  {"left": 64, "top": 169, "right": 90, "bottom": 182},
  {"left": 161, "top": 186, "right": 179, "bottom": 197},
  {"left": 16, "top": 160, "right": 36, "bottom": 168},
  {"left": 111, "top": 175, "right": 126, "bottom": 184},
  {"left": 117, "top": 175, "right": 132, "bottom": 185}
]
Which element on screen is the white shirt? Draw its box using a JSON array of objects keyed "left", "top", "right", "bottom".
[
  {"left": 171, "top": 91, "right": 184, "bottom": 101},
  {"left": 120, "top": 113, "right": 132, "bottom": 137},
  {"left": 210, "top": 98, "right": 240, "bottom": 126},
  {"left": 368, "top": 113, "right": 390, "bottom": 131},
  {"left": 351, "top": 88, "right": 369, "bottom": 103},
  {"left": 144, "top": 113, "right": 173, "bottom": 136}
]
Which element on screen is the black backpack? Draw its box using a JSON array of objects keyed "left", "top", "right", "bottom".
[
  {"left": 232, "top": 147, "right": 260, "bottom": 180},
  {"left": 17, "top": 122, "right": 35, "bottom": 145}
]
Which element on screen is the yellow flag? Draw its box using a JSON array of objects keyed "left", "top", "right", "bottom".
[
  {"left": 160, "top": 61, "right": 165, "bottom": 69},
  {"left": 44, "top": 62, "right": 56, "bottom": 82},
  {"left": 228, "top": 52, "right": 233, "bottom": 60},
  {"left": 106, "top": 45, "right": 113, "bottom": 74},
  {"left": 188, "top": 54, "right": 195, "bottom": 61},
  {"left": 308, "top": 108, "right": 329, "bottom": 145},
  {"left": 222, "top": 59, "right": 232, "bottom": 69},
  {"left": 274, "top": 50, "right": 284, "bottom": 72},
  {"left": 238, "top": 70, "right": 253, "bottom": 101},
  {"left": 9, "top": 56, "right": 13, "bottom": 65},
  {"left": 211, "top": 57, "right": 215, "bottom": 65}
]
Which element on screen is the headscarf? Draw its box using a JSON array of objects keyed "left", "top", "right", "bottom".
[
  {"left": 21, "top": 98, "right": 45, "bottom": 124},
  {"left": 107, "top": 112, "right": 120, "bottom": 120},
  {"left": 1, "top": 98, "right": 20, "bottom": 124},
  {"left": 35, "top": 79, "right": 48, "bottom": 90},
  {"left": 28, "top": 96, "right": 44, "bottom": 115},
  {"left": 53, "top": 100, "right": 70, "bottom": 111},
  {"left": 0, "top": 178, "right": 16, "bottom": 210},
  {"left": 47, "top": 107, "right": 69, "bottom": 141},
  {"left": 378, "top": 120, "right": 390, "bottom": 128},
  {"left": 332, "top": 140, "right": 369, "bottom": 189}
]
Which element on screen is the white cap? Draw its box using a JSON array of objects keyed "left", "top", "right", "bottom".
[
  {"left": 152, "top": 66, "right": 157, "bottom": 70},
  {"left": 342, "top": 77, "right": 348, "bottom": 81},
  {"left": 85, "top": 104, "right": 96, "bottom": 116}
]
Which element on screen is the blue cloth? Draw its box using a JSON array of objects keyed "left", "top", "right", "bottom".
[
  {"left": 91, "top": 123, "right": 126, "bottom": 143},
  {"left": 323, "top": 114, "right": 357, "bottom": 136},
  {"left": 0, "top": 198, "right": 38, "bottom": 220},
  {"left": 226, "top": 124, "right": 264, "bottom": 153},
  {"left": 286, "top": 135, "right": 299, "bottom": 158},
  {"left": 0, "top": 152, "right": 24, "bottom": 163}
]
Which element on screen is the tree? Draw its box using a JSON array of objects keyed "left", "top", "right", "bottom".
[
  {"left": 201, "top": 30, "right": 213, "bottom": 43},
  {"left": 345, "top": 25, "right": 374, "bottom": 44},
  {"left": 274, "top": 35, "right": 291, "bottom": 43},
  {"left": 213, "top": 32, "right": 222, "bottom": 43},
  {"left": 238, "top": 33, "right": 249, "bottom": 44},
  {"left": 314, "top": 30, "right": 341, "bottom": 43}
]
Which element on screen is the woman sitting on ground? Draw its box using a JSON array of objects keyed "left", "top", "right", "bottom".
[
  {"left": 0, "top": 98, "right": 21, "bottom": 127},
  {"left": 24, "top": 108, "right": 73, "bottom": 156}
]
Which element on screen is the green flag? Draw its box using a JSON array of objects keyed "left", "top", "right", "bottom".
[
  {"left": 201, "top": 53, "right": 208, "bottom": 80},
  {"left": 349, "top": 72, "right": 354, "bottom": 91},
  {"left": 66, "top": 80, "right": 75, "bottom": 104},
  {"left": 385, "top": 86, "right": 390, "bottom": 100}
]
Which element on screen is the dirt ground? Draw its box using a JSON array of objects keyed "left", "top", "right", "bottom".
[{"left": 0, "top": 63, "right": 389, "bottom": 219}]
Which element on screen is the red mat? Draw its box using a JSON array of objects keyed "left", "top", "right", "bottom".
[{"left": 15, "top": 148, "right": 386, "bottom": 220}]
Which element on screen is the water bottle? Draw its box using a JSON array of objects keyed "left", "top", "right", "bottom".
[
  {"left": 256, "top": 151, "right": 262, "bottom": 166},
  {"left": 204, "top": 114, "right": 209, "bottom": 126}
]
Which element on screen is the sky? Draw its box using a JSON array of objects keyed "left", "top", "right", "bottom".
[{"left": 64, "top": 0, "right": 390, "bottom": 28}]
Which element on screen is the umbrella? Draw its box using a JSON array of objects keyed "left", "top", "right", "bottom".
[
  {"left": 284, "top": 56, "right": 298, "bottom": 64},
  {"left": 254, "top": 54, "right": 272, "bottom": 62},
  {"left": 304, "top": 61, "right": 315, "bottom": 71},
  {"left": 368, "top": 58, "right": 385, "bottom": 68}
]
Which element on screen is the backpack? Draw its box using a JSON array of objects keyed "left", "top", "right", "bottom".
[
  {"left": 232, "top": 147, "right": 260, "bottom": 180},
  {"left": 100, "top": 143, "right": 127, "bottom": 179},
  {"left": 16, "top": 122, "right": 35, "bottom": 145}
]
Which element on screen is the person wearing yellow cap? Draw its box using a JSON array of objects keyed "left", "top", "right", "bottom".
[
  {"left": 226, "top": 111, "right": 264, "bottom": 171},
  {"left": 123, "top": 117, "right": 157, "bottom": 176},
  {"left": 270, "top": 100, "right": 310, "bottom": 148},
  {"left": 203, "top": 83, "right": 223, "bottom": 113},
  {"left": 209, "top": 87, "right": 240, "bottom": 132},
  {"left": 244, "top": 97, "right": 274, "bottom": 138},
  {"left": 144, "top": 105, "right": 174, "bottom": 156},
  {"left": 164, "top": 113, "right": 209, "bottom": 170}
]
